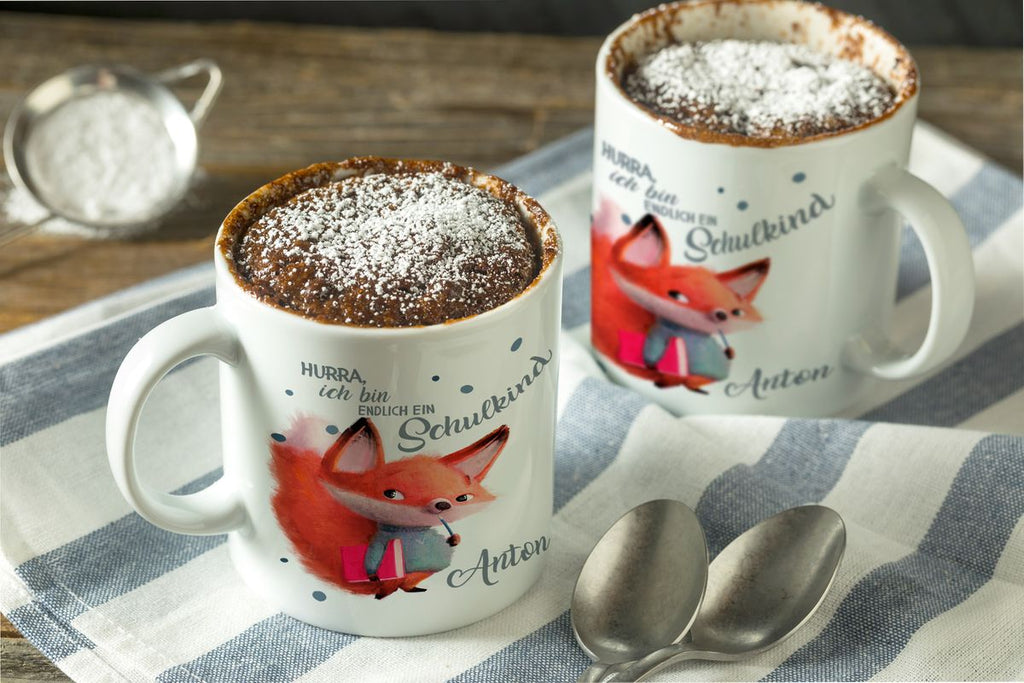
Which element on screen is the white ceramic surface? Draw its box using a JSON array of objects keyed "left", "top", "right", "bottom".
[{"left": 591, "top": 0, "right": 974, "bottom": 417}]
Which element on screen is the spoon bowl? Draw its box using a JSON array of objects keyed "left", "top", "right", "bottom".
[
  {"left": 605, "top": 505, "right": 846, "bottom": 681},
  {"left": 571, "top": 499, "right": 708, "bottom": 681},
  {"left": 696, "top": 504, "right": 845, "bottom": 656}
]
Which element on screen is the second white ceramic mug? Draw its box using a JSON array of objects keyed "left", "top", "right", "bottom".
[{"left": 591, "top": 0, "right": 974, "bottom": 417}]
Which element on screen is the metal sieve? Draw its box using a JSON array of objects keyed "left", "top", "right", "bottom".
[{"left": 1, "top": 59, "right": 222, "bottom": 244}]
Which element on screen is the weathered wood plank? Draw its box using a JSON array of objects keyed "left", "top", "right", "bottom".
[{"left": 2, "top": 615, "right": 68, "bottom": 681}]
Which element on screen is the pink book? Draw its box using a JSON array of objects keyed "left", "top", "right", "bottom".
[
  {"left": 617, "top": 330, "right": 688, "bottom": 375},
  {"left": 341, "top": 539, "right": 405, "bottom": 582}
]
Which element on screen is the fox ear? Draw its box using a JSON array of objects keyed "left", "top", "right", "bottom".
[
  {"left": 322, "top": 418, "right": 384, "bottom": 475},
  {"left": 719, "top": 258, "right": 770, "bottom": 300},
  {"left": 614, "top": 214, "right": 670, "bottom": 269},
  {"left": 441, "top": 425, "right": 509, "bottom": 482}
]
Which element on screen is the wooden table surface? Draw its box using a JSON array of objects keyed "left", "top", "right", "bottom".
[{"left": 0, "top": 11, "right": 1020, "bottom": 681}]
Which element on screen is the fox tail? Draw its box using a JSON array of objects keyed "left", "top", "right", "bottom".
[{"left": 269, "top": 441, "right": 378, "bottom": 593}]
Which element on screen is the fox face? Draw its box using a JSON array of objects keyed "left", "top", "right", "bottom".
[
  {"left": 611, "top": 214, "right": 769, "bottom": 335},
  {"left": 320, "top": 418, "right": 508, "bottom": 529}
]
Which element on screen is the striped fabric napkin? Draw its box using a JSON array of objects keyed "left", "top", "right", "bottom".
[{"left": 1, "top": 123, "right": 1022, "bottom": 682}]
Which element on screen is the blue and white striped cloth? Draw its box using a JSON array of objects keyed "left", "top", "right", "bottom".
[{"left": 1, "top": 122, "right": 1022, "bottom": 682}]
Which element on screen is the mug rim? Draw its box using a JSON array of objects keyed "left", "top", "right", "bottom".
[
  {"left": 598, "top": 0, "right": 920, "bottom": 148},
  {"left": 214, "top": 157, "right": 563, "bottom": 337}
]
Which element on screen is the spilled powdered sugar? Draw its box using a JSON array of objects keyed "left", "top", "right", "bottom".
[
  {"left": 232, "top": 172, "right": 539, "bottom": 327},
  {"left": 624, "top": 40, "right": 896, "bottom": 139}
]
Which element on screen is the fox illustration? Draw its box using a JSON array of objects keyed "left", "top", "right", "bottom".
[
  {"left": 592, "top": 208, "right": 769, "bottom": 393},
  {"left": 270, "top": 417, "right": 508, "bottom": 599}
]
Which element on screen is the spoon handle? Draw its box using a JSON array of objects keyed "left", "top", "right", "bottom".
[
  {"left": 602, "top": 644, "right": 706, "bottom": 682},
  {"left": 577, "top": 662, "right": 612, "bottom": 683}
]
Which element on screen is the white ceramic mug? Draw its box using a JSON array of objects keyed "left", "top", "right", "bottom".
[
  {"left": 591, "top": 0, "right": 974, "bottom": 417},
  {"left": 107, "top": 160, "right": 562, "bottom": 636}
]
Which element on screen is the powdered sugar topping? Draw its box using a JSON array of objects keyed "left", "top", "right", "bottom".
[
  {"left": 24, "top": 90, "right": 179, "bottom": 223},
  {"left": 624, "top": 40, "right": 897, "bottom": 139},
  {"left": 232, "top": 171, "right": 539, "bottom": 327}
]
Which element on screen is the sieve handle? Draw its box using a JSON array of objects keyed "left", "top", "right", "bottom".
[{"left": 155, "top": 59, "right": 223, "bottom": 129}]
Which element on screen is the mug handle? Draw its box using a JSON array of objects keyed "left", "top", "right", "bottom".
[
  {"left": 844, "top": 164, "right": 975, "bottom": 379},
  {"left": 106, "top": 307, "right": 247, "bottom": 535},
  {"left": 154, "top": 59, "right": 224, "bottom": 129}
]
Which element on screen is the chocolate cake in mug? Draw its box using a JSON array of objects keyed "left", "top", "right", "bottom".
[{"left": 220, "top": 159, "right": 549, "bottom": 327}]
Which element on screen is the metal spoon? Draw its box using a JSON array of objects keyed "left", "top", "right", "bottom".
[
  {"left": 571, "top": 499, "right": 708, "bottom": 683},
  {"left": 603, "top": 504, "right": 846, "bottom": 682}
]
